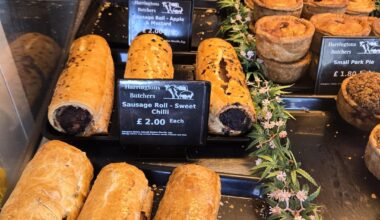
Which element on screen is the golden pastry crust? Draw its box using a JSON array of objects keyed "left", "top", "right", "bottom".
[
  {"left": 336, "top": 72, "right": 380, "bottom": 131},
  {"left": 154, "top": 164, "right": 221, "bottom": 220},
  {"left": 253, "top": 0, "right": 303, "bottom": 20},
  {"left": 346, "top": 0, "right": 375, "bottom": 16},
  {"left": 372, "top": 18, "right": 380, "bottom": 36},
  {"left": 124, "top": 34, "right": 174, "bottom": 79},
  {"left": 77, "top": 163, "right": 153, "bottom": 220},
  {"left": 302, "top": 0, "right": 348, "bottom": 19},
  {"left": 244, "top": 0, "right": 254, "bottom": 9},
  {"left": 365, "top": 124, "right": 380, "bottom": 180},
  {"left": 0, "top": 140, "right": 93, "bottom": 220},
  {"left": 310, "top": 13, "right": 371, "bottom": 53},
  {"left": 9, "top": 33, "right": 61, "bottom": 108},
  {"left": 195, "top": 38, "right": 256, "bottom": 136},
  {"left": 260, "top": 52, "right": 311, "bottom": 84},
  {"left": 48, "top": 35, "right": 114, "bottom": 136},
  {"left": 255, "top": 15, "right": 315, "bottom": 62}
]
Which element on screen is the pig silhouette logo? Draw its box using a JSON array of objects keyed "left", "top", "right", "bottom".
[
  {"left": 165, "top": 85, "right": 194, "bottom": 100},
  {"left": 162, "top": 2, "right": 183, "bottom": 14},
  {"left": 359, "top": 41, "right": 380, "bottom": 54}
]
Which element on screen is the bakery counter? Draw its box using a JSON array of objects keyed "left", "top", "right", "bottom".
[{"left": 41, "top": 96, "right": 380, "bottom": 219}]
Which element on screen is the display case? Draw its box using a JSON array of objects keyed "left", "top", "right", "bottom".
[{"left": 0, "top": 0, "right": 379, "bottom": 219}]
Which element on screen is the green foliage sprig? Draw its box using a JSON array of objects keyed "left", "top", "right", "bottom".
[{"left": 218, "top": 1, "right": 322, "bottom": 219}]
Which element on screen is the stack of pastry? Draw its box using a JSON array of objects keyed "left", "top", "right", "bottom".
[
  {"left": 252, "top": 0, "right": 303, "bottom": 21},
  {"left": 255, "top": 15, "right": 315, "bottom": 83},
  {"left": 302, "top": 0, "right": 348, "bottom": 19}
]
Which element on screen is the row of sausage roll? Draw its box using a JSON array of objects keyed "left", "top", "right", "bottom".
[
  {"left": 48, "top": 34, "right": 256, "bottom": 136},
  {"left": 0, "top": 140, "right": 221, "bottom": 220}
]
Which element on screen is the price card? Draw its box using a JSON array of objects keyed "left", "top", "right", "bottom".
[
  {"left": 315, "top": 37, "right": 380, "bottom": 95},
  {"left": 118, "top": 80, "right": 210, "bottom": 146},
  {"left": 128, "top": 0, "right": 193, "bottom": 51}
]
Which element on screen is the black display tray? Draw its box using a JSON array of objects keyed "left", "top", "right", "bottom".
[{"left": 85, "top": 163, "right": 266, "bottom": 219}]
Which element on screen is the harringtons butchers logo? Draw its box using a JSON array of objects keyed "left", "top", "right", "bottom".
[
  {"left": 162, "top": 2, "right": 183, "bottom": 14},
  {"left": 164, "top": 85, "right": 194, "bottom": 100},
  {"left": 358, "top": 41, "right": 380, "bottom": 54}
]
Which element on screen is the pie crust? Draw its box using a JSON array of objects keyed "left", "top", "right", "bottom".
[
  {"left": 346, "top": 0, "right": 375, "bottom": 16},
  {"left": 336, "top": 71, "right": 380, "bottom": 131},
  {"left": 302, "top": 0, "right": 348, "bottom": 19},
  {"left": 364, "top": 124, "right": 380, "bottom": 180},
  {"left": 255, "top": 15, "right": 315, "bottom": 62},
  {"left": 260, "top": 52, "right": 312, "bottom": 84},
  {"left": 244, "top": 0, "right": 254, "bottom": 10},
  {"left": 253, "top": 0, "right": 303, "bottom": 21},
  {"left": 310, "top": 13, "right": 371, "bottom": 53},
  {"left": 372, "top": 18, "right": 380, "bottom": 37}
]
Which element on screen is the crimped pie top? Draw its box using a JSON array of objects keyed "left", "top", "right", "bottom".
[
  {"left": 255, "top": 15, "right": 315, "bottom": 42},
  {"left": 254, "top": 0, "right": 303, "bottom": 10},
  {"left": 347, "top": 0, "right": 375, "bottom": 14},
  {"left": 306, "top": 0, "right": 348, "bottom": 8},
  {"left": 346, "top": 72, "right": 380, "bottom": 115},
  {"left": 373, "top": 18, "right": 380, "bottom": 35},
  {"left": 310, "top": 13, "right": 371, "bottom": 36}
]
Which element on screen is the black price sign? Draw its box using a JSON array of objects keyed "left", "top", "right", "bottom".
[
  {"left": 128, "top": 0, "right": 193, "bottom": 51},
  {"left": 118, "top": 80, "right": 210, "bottom": 146},
  {"left": 315, "top": 37, "right": 380, "bottom": 95}
]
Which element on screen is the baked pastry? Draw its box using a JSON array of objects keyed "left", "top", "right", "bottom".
[
  {"left": 309, "top": 53, "right": 320, "bottom": 81},
  {"left": 302, "top": 0, "right": 348, "bottom": 19},
  {"left": 372, "top": 18, "right": 380, "bottom": 36},
  {"left": 253, "top": 0, "right": 303, "bottom": 21},
  {"left": 0, "top": 140, "right": 93, "bottom": 220},
  {"left": 48, "top": 35, "right": 114, "bottom": 136},
  {"left": 244, "top": 0, "right": 254, "bottom": 10},
  {"left": 346, "top": 0, "right": 375, "bottom": 16},
  {"left": 255, "top": 15, "right": 315, "bottom": 62},
  {"left": 124, "top": 34, "right": 174, "bottom": 79},
  {"left": 9, "top": 32, "right": 60, "bottom": 109},
  {"left": 195, "top": 38, "right": 256, "bottom": 136},
  {"left": 310, "top": 13, "right": 371, "bottom": 53},
  {"left": 337, "top": 71, "right": 380, "bottom": 131},
  {"left": 77, "top": 163, "right": 153, "bottom": 220},
  {"left": 154, "top": 164, "right": 221, "bottom": 220},
  {"left": 260, "top": 52, "right": 312, "bottom": 84},
  {"left": 364, "top": 124, "right": 380, "bottom": 180}
]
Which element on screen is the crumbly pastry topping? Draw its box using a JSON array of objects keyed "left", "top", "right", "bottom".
[
  {"left": 259, "top": 16, "right": 309, "bottom": 38},
  {"left": 311, "top": 13, "right": 370, "bottom": 36},
  {"left": 346, "top": 72, "right": 380, "bottom": 115},
  {"left": 256, "top": 0, "right": 302, "bottom": 9}
]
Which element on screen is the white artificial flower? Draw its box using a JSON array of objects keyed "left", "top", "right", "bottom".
[
  {"left": 309, "top": 215, "right": 316, "bottom": 220},
  {"left": 245, "top": 16, "right": 251, "bottom": 22},
  {"left": 259, "top": 87, "right": 268, "bottom": 94},
  {"left": 265, "top": 112, "right": 272, "bottom": 120},
  {"left": 255, "top": 158, "right": 262, "bottom": 166},
  {"left": 235, "top": 14, "right": 242, "bottom": 21},
  {"left": 247, "top": 34, "right": 254, "bottom": 40},
  {"left": 257, "top": 58, "right": 264, "bottom": 64},
  {"left": 233, "top": 26, "right": 240, "bottom": 31},
  {"left": 262, "top": 99, "right": 270, "bottom": 107},
  {"left": 246, "top": 50, "right": 255, "bottom": 59},
  {"left": 294, "top": 216, "right": 305, "bottom": 220},
  {"left": 276, "top": 120, "right": 285, "bottom": 127},
  {"left": 268, "top": 189, "right": 282, "bottom": 200},
  {"left": 269, "top": 121, "right": 276, "bottom": 129},
  {"left": 234, "top": 3, "right": 240, "bottom": 10},
  {"left": 240, "top": 50, "right": 246, "bottom": 57},
  {"left": 275, "top": 96, "right": 282, "bottom": 103},
  {"left": 230, "top": 18, "right": 236, "bottom": 24},
  {"left": 296, "top": 190, "right": 308, "bottom": 202},
  {"left": 276, "top": 171, "right": 287, "bottom": 182},
  {"left": 279, "top": 131, "right": 287, "bottom": 138},
  {"left": 278, "top": 190, "right": 292, "bottom": 202},
  {"left": 262, "top": 121, "right": 271, "bottom": 129},
  {"left": 269, "top": 141, "right": 276, "bottom": 149},
  {"left": 269, "top": 205, "right": 282, "bottom": 215}
]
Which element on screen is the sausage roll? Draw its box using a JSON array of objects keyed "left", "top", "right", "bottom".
[
  {"left": 10, "top": 32, "right": 61, "bottom": 109},
  {"left": 195, "top": 38, "right": 256, "bottom": 136},
  {"left": 77, "top": 163, "right": 153, "bottom": 220},
  {"left": 48, "top": 35, "right": 114, "bottom": 136},
  {"left": 154, "top": 164, "right": 221, "bottom": 220},
  {"left": 0, "top": 140, "right": 93, "bottom": 220},
  {"left": 124, "top": 34, "right": 174, "bottom": 79}
]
